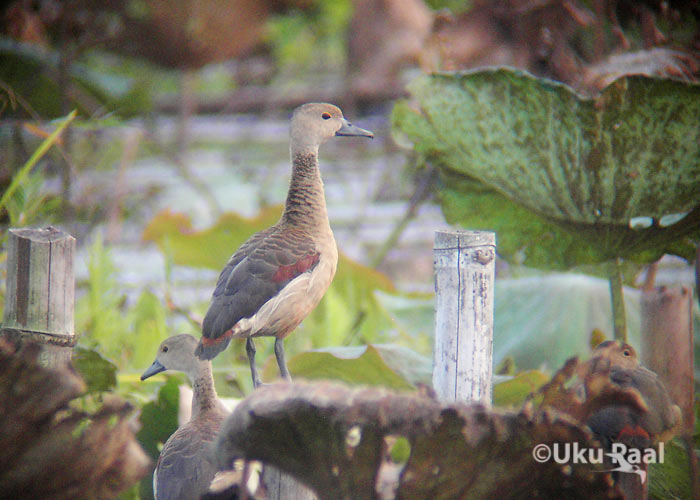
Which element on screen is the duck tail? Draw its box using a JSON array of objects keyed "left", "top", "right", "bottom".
[{"left": 195, "top": 331, "right": 232, "bottom": 360}]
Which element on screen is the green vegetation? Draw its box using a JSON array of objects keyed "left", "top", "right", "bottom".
[
  {"left": 141, "top": 207, "right": 430, "bottom": 388},
  {"left": 392, "top": 69, "right": 700, "bottom": 268},
  {"left": 1, "top": 5, "right": 698, "bottom": 496},
  {"left": 393, "top": 68, "right": 700, "bottom": 340},
  {"left": 0, "top": 111, "right": 74, "bottom": 229},
  {"left": 267, "top": 0, "right": 353, "bottom": 73},
  {"left": 392, "top": 68, "right": 700, "bottom": 498},
  {"left": 76, "top": 235, "right": 170, "bottom": 371}
]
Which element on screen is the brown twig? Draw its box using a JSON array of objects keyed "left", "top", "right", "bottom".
[
  {"left": 106, "top": 129, "right": 141, "bottom": 243},
  {"left": 165, "top": 296, "right": 204, "bottom": 330},
  {"left": 641, "top": 261, "right": 658, "bottom": 293},
  {"left": 369, "top": 162, "right": 436, "bottom": 269}
]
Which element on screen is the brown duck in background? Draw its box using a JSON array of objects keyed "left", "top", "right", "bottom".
[
  {"left": 141, "top": 334, "right": 229, "bottom": 500},
  {"left": 195, "top": 103, "right": 373, "bottom": 387},
  {"left": 579, "top": 340, "right": 682, "bottom": 496},
  {"left": 581, "top": 340, "right": 682, "bottom": 447}
]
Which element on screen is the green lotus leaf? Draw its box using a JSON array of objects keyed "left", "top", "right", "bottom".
[
  {"left": 142, "top": 207, "right": 281, "bottom": 270},
  {"left": 73, "top": 346, "right": 118, "bottom": 394},
  {"left": 392, "top": 69, "right": 700, "bottom": 267},
  {"left": 648, "top": 436, "right": 697, "bottom": 500},
  {"left": 285, "top": 345, "right": 417, "bottom": 390},
  {"left": 493, "top": 370, "right": 549, "bottom": 408}
]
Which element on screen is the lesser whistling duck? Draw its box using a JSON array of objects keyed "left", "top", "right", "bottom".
[
  {"left": 582, "top": 340, "right": 681, "bottom": 448},
  {"left": 141, "top": 334, "right": 229, "bottom": 500},
  {"left": 195, "top": 103, "right": 373, "bottom": 387}
]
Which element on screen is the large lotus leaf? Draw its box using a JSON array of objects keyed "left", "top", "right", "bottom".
[
  {"left": 392, "top": 69, "right": 700, "bottom": 266},
  {"left": 288, "top": 345, "right": 562, "bottom": 409},
  {"left": 269, "top": 343, "right": 563, "bottom": 408},
  {"left": 436, "top": 171, "right": 696, "bottom": 270},
  {"left": 142, "top": 207, "right": 281, "bottom": 270},
  {"left": 648, "top": 437, "right": 696, "bottom": 500},
  {"left": 277, "top": 345, "right": 419, "bottom": 391},
  {"left": 437, "top": 170, "right": 609, "bottom": 269},
  {"left": 493, "top": 370, "right": 549, "bottom": 408},
  {"left": 371, "top": 272, "right": 646, "bottom": 371},
  {"left": 298, "top": 344, "right": 432, "bottom": 387},
  {"left": 73, "top": 346, "right": 118, "bottom": 394},
  {"left": 373, "top": 291, "right": 434, "bottom": 354}
]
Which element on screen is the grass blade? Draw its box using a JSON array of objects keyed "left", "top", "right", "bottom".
[{"left": 0, "top": 109, "right": 77, "bottom": 212}]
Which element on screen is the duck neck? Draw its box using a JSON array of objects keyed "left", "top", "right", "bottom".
[
  {"left": 189, "top": 361, "right": 218, "bottom": 419},
  {"left": 281, "top": 146, "right": 330, "bottom": 232}
]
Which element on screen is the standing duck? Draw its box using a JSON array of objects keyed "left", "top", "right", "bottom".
[
  {"left": 141, "top": 334, "right": 229, "bottom": 500},
  {"left": 195, "top": 103, "right": 373, "bottom": 387}
]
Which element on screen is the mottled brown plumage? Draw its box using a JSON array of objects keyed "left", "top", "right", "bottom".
[
  {"left": 141, "top": 334, "right": 229, "bottom": 500},
  {"left": 195, "top": 103, "right": 373, "bottom": 387},
  {"left": 580, "top": 340, "right": 681, "bottom": 497},
  {"left": 583, "top": 340, "right": 681, "bottom": 446}
]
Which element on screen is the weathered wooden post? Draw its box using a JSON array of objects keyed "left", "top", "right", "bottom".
[
  {"left": 433, "top": 230, "right": 495, "bottom": 404},
  {"left": 1, "top": 227, "right": 76, "bottom": 368},
  {"left": 640, "top": 285, "right": 698, "bottom": 500},
  {"left": 264, "top": 466, "right": 316, "bottom": 500},
  {"left": 641, "top": 285, "right": 695, "bottom": 436}
]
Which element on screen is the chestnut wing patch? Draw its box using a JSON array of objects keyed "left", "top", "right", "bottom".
[
  {"left": 272, "top": 253, "right": 320, "bottom": 282},
  {"left": 202, "top": 229, "right": 319, "bottom": 341}
]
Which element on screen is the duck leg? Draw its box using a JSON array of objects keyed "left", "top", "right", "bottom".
[
  {"left": 274, "top": 337, "right": 291, "bottom": 381},
  {"left": 246, "top": 338, "right": 263, "bottom": 388}
]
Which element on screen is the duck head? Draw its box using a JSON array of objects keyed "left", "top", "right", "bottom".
[
  {"left": 592, "top": 340, "right": 638, "bottom": 369},
  {"left": 141, "top": 334, "right": 206, "bottom": 380},
  {"left": 290, "top": 102, "right": 373, "bottom": 155}
]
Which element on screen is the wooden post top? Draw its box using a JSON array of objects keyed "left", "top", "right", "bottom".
[
  {"left": 9, "top": 226, "right": 73, "bottom": 243},
  {"left": 434, "top": 230, "right": 496, "bottom": 249}
]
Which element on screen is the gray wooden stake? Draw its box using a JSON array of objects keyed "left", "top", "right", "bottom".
[
  {"left": 264, "top": 466, "right": 316, "bottom": 500},
  {"left": 433, "top": 230, "right": 495, "bottom": 404},
  {"left": 1, "top": 227, "right": 76, "bottom": 368},
  {"left": 641, "top": 285, "right": 695, "bottom": 436}
]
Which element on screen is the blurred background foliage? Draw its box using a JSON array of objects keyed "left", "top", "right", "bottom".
[{"left": 0, "top": 0, "right": 699, "bottom": 498}]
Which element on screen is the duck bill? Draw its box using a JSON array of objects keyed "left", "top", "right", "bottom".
[
  {"left": 335, "top": 118, "right": 374, "bottom": 139},
  {"left": 140, "top": 359, "right": 166, "bottom": 380}
]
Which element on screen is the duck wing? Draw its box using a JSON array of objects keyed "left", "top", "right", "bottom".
[
  {"left": 196, "top": 226, "right": 319, "bottom": 360},
  {"left": 154, "top": 422, "right": 220, "bottom": 500}
]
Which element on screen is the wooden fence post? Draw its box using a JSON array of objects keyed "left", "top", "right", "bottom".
[
  {"left": 641, "top": 285, "right": 695, "bottom": 436},
  {"left": 263, "top": 466, "right": 316, "bottom": 500},
  {"left": 1, "top": 227, "right": 76, "bottom": 368},
  {"left": 433, "top": 230, "right": 495, "bottom": 404},
  {"left": 640, "top": 285, "right": 698, "bottom": 500}
]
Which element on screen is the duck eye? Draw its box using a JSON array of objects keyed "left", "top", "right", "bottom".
[
  {"left": 322, "top": 112, "right": 331, "bottom": 120},
  {"left": 623, "top": 349, "right": 630, "bottom": 356},
  {"left": 162, "top": 346, "right": 169, "bottom": 353}
]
